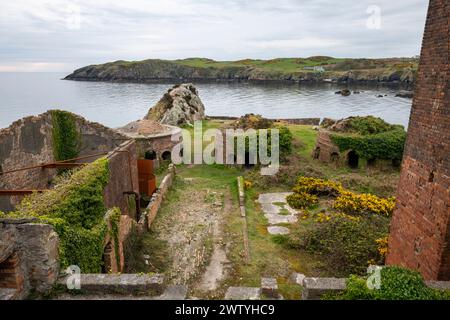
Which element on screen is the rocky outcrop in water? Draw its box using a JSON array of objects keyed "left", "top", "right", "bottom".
[{"left": 145, "top": 84, "right": 205, "bottom": 126}]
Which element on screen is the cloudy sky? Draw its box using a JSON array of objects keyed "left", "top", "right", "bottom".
[{"left": 0, "top": 0, "right": 429, "bottom": 72}]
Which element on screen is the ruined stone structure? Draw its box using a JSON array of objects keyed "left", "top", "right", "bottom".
[
  {"left": 0, "top": 219, "right": 59, "bottom": 299},
  {"left": 387, "top": 0, "right": 449, "bottom": 280},
  {"left": 117, "top": 119, "right": 182, "bottom": 163},
  {"left": 0, "top": 111, "right": 126, "bottom": 212}
]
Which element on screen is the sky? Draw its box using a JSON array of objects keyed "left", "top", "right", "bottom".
[{"left": 0, "top": 0, "right": 429, "bottom": 72}]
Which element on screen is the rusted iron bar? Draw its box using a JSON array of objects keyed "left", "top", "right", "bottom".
[
  {"left": 0, "top": 190, "right": 45, "bottom": 196},
  {"left": 0, "top": 152, "right": 109, "bottom": 175}
]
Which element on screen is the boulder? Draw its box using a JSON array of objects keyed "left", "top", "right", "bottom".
[
  {"left": 395, "top": 91, "right": 414, "bottom": 98},
  {"left": 145, "top": 84, "right": 205, "bottom": 126},
  {"left": 335, "top": 89, "right": 351, "bottom": 96}
]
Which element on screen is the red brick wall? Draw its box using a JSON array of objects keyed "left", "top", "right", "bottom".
[
  {"left": 103, "top": 140, "right": 139, "bottom": 219},
  {"left": 386, "top": 0, "right": 450, "bottom": 280}
]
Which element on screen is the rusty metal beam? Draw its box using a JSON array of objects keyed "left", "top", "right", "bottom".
[
  {"left": 41, "top": 163, "right": 85, "bottom": 169},
  {"left": 0, "top": 190, "right": 45, "bottom": 196}
]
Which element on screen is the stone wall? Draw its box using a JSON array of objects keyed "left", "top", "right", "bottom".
[
  {"left": 0, "top": 219, "right": 59, "bottom": 299},
  {"left": 313, "top": 130, "right": 341, "bottom": 163},
  {"left": 138, "top": 164, "right": 176, "bottom": 232},
  {"left": 387, "top": 0, "right": 450, "bottom": 280},
  {"left": 0, "top": 111, "right": 126, "bottom": 212}
]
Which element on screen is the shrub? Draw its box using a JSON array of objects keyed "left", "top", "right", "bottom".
[
  {"left": 286, "top": 192, "right": 318, "bottom": 209},
  {"left": 10, "top": 158, "right": 114, "bottom": 273},
  {"left": 330, "top": 127, "right": 406, "bottom": 161},
  {"left": 287, "top": 213, "right": 389, "bottom": 276},
  {"left": 330, "top": 266, "right": 450, "bottom": 300},
  {"left": 333, "top": 191, "right": 396, "bottom": 216},
  {"left": 292, "top": 177, "right": 343, "bottom": 197},
  {"left": 51, "top": 110, "right": 81, "bottom": 162}
]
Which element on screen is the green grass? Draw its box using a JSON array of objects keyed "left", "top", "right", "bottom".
[{"left": 171, "top": 57, "right": 416, "bottom": 74}]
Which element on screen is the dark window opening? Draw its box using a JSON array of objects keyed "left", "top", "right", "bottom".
[
  {"left": 161, "top": 151, "right": 171, "bottom": 161},
  {"left": 144, "top": 150, "right": 157, "bottom": 160},
  {"left": 367, "top": 158, "right": 376, "bottom": 166},
  {"left": 347, "top": 151, "right": 359, "bottom": 169}
]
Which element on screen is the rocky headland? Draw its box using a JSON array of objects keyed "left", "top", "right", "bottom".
[{"left": 64, "top": 57, "right": 418, "bottom": 84}]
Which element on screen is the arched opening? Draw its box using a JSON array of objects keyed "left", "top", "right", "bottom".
[
  {"left": 144, "top": 150, "right": 157, "bottom": 160},
  {"left": 101, "top": 242, "right": 113, "bottom": 274},
  {"left": 161, "top": 151, "right": 171, "bottom": 161},
  {"left": 313, "top": 147, "right": 320, "bottom": 159},
  {"left": 330, "top": 152, "right": 339, "bottom": 163},
  {"left": 0, "top": 252, "right": 20, "bottom": 291},
  {"left": 347, "top": 151, "right": 359, "bottom": 169}
]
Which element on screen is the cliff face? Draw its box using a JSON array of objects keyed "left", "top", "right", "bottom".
[{"left": 64, "top": 58, "right": 417, "bottom": 84}]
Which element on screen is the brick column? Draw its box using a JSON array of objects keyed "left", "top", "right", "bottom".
[{"left": 386, "top": 0, "right": 449, "bottom": 280}]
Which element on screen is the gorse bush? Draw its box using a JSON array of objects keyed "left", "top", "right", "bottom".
[
  {"left": 286, "top": 192, "right": 318, "bottom": 209},
  {"left": 333, "top": 191, "right": 396, "bottom": 216},
  {"left": 292, "top": 177, "right": 343, "bottom": 197},
  {"left": 287, "top": 213, "right": 389, "bottom": 276}
]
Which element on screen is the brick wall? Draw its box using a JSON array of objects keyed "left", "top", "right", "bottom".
[
  {"left": 386, "top": 0, "right": 450, "bottom": 280},
  {"left": 103, "top": 140, "right": 139, "bottom": 219}
]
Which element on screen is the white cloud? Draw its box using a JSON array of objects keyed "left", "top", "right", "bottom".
[{"left": 0, "top": 0, "right": 429, "bottom": 72}]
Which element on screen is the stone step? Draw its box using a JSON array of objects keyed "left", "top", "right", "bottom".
[
  {"left": 57, "top": 273, "right": 164, "bottom": 296},
  {"left": 53, "top": 285, "right": 187, "bottom": 300}
]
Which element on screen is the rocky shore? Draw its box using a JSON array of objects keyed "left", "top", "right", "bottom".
[{"left": 64, "top": 57, "right": 417, "bottom": 84}]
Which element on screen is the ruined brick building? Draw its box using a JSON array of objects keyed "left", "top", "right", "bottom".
[{"left": 387, "top": 0, "right": 449, "bottom": 280}]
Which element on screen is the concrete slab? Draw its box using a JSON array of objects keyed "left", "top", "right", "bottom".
[
  {"left": 302, "top": 277, "right": 346, "bottom": 300},
  {"left": 267, "top": 226, "right": 290, "bottom": 235},
  {"left": 224, "top": 287, "right": 261, "bottom": 300}
]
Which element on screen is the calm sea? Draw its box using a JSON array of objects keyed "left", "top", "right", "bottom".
[{"left": 0, "top": 72, "right": 412, "bottom": 129}]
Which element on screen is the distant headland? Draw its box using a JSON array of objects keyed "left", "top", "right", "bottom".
[{"left": 64, "top": 57, "right": 418, "bottom": 84}]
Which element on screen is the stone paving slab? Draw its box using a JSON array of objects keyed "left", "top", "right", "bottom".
[
  {"left": 267, "top": 226, "right": 290, "bottom": 235},
  {"left": 258, "top": 193, "right": 293, "bottom": 204},
  {"left": 224, "top": 287, "right": 261, "bottom": 300},
  {"left": 264, "top": 213, "right": 298, "bottom": 225}
]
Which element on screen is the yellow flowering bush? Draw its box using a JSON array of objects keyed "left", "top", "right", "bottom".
[
  {"left": 287, "top": 192, "right": 318, "bottom": 209},
  {"left": 376, "top": 236, "right": 389, "bottom": 259},
  {"left": 293, "top": 177, "right": 343, "bottom": 197},
  {"left": 333, "top": 191, "right": 396, "bottom": 216}
]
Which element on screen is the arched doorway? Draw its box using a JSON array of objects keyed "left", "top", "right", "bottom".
[
  {"left": 347, "top": 151, "right": 359, "bottom": 169},
  {"left": 313, "top": 147, "right": 320, "bottom": 159}
]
